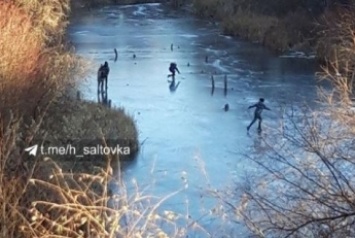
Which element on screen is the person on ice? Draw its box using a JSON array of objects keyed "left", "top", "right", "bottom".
[
  {"left": 168, "top": 62, "right": 180, "bottom": 81},
  {"left": 247, "top": 98, "right": 271, "bottom": 132},
  {"left": 101, "top": 61, "right": 110, "bottom": 77},
  {"left": 97, "top": 61, "right": 110, "bottom": 92}
]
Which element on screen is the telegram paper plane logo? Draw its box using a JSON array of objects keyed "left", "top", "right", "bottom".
[{"left": 25, "top": 145, "right": 38, "bottom": 156}]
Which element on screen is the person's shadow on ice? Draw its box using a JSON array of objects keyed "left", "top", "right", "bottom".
[{"left": 169, "top": 80, "right": 180, "bottom": 93}]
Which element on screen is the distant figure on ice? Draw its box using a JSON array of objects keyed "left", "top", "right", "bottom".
[
  {"left": 98, "top": 61, "right": 110, "bottom": 93},
  {"left": 168, "top": 62, "right": 180, "bottom": 81},
  {"left": 247, "top": 98, "right": 271, "bottom": 132},
  {"left": 114, "top": 48, "right": 118, "bottom": 62},
  {"left": 224, "top": 103, "right": 229, "bottom": 111}
]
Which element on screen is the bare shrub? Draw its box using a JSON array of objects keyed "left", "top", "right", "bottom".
[
  {"left": 214, "top": 6, "right": 355, "bottom": 238},
  {"left": 0, "top": 1, "right": 86, "bottom": 237},
  {"left": 0, "top": 154, "right": 210, "bottom": 238},
  {"left": 14, "top": 0, "right": 70, "bottom": 42},
  {"left": 221, "top": 7, "right": 278, "bottom": 43},
  {"left": 0, "top": 1, "right": 43, "bottom": 80},
  {"left": 316, "top": 8, "right": 355, "bottom": 66},
  {"left": 192, "top": 0, "right": 225, "bottom": 18}
]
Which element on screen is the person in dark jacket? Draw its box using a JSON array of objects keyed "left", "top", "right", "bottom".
[
  {"left": 98, "top": 61, "right": 110, "bottom": 92},
  {"left": 247, "top": 98, "right": 271, "bottom": 132},
  {"left": 168, "top": 62, "right": 180, "bottom": 81}
]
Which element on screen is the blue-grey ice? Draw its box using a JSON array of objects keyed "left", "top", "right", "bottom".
[{"left": 68, "top": 3, "right": 321, "bottom": 234}]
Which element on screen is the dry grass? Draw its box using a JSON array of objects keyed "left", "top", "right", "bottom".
[
  {"left": 220, "top": 8, "right": 312, "bottom": 52},
  {"left": 0, "top": 1, "right": 87, "bottom": 236},
  {"left": 0, "top": 46, "right": 84, "bottom": 131},
  {"left": 0, "top": 0, "right": 83, "bottom": 122},
  {"left": 37, "top": 99, "right": 139, "bottom": 164},
  {"left": 192, "top": 0, "right": 315, "bottom": 53},
  {"left": 0, "top": 0, "right": 139, "bottom": 237},
  {"left": 193, "top": 0, "right": 232, "bottom": 20},
  {"left": 221, "top": 7, "right": 278, "bottom": 44},
  {"left": 316, "top": 8, "right": 355, "bottom": 66},
  {"left": 25, "top": 158, "right": 206, "bottom": 237},
  {"left": 0, "top": 154, "right": 211, "bottom": 238},
  {"left": 0, "top": 2, "right": 43, "bottom": 80},
  {"left": 14, "top": 0, "right": 70, "bottom": 42}
]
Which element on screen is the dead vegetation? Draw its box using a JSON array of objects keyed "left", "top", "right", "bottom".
[
  {"left": 0, "top": 0, "right": 144, "bottom": 237},
  {"left": 212, "top": 6, "right": 355, "bottom": 238},
  {"left": 192, "top": 0, "right": 353, "bottom": 56}
]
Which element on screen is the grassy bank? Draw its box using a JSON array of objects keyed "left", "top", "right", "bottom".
[
  {"left": 0, "top": 0, "right": 142, "bottom": 237},
  {"left": 192, "top": 0, "right": 353, "bottom": 60},
  {"left": 0, "top": 0, "right": 139, "bottom": 175},
  {"left": 38, "top": 98, "right": 139, "bottom": 165}
]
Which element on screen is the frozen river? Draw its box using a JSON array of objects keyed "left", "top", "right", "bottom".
[{"left": 69, "top": 3, "right": 320, "bottom": 236}]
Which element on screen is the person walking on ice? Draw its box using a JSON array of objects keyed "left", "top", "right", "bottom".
[
  {"left": 168, "top": 62, "right": 180, "bottom": 82},
  {"left": 247, "top": 98, "right": 271, "bottom": 132},
  {"left": 97, "top": 61, "right": 110, "bottom": 93}
]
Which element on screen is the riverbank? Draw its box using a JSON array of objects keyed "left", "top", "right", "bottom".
[
  {"left": 0, "top": 1, "right": 140, "bottom": 237},
  {"left": 191, "top": 0, "right": 353, "bottom": 61},
  {"left": 0, "top": 0, "right": 139, "bottom": 173}
]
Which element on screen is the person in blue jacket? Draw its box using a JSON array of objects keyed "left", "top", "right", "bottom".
[
  {"left": 247, "top": 98, "right": 271, "bottom": 132},
  {"left": 168, "top": 62, "right": 180, "bottom": 81}
]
